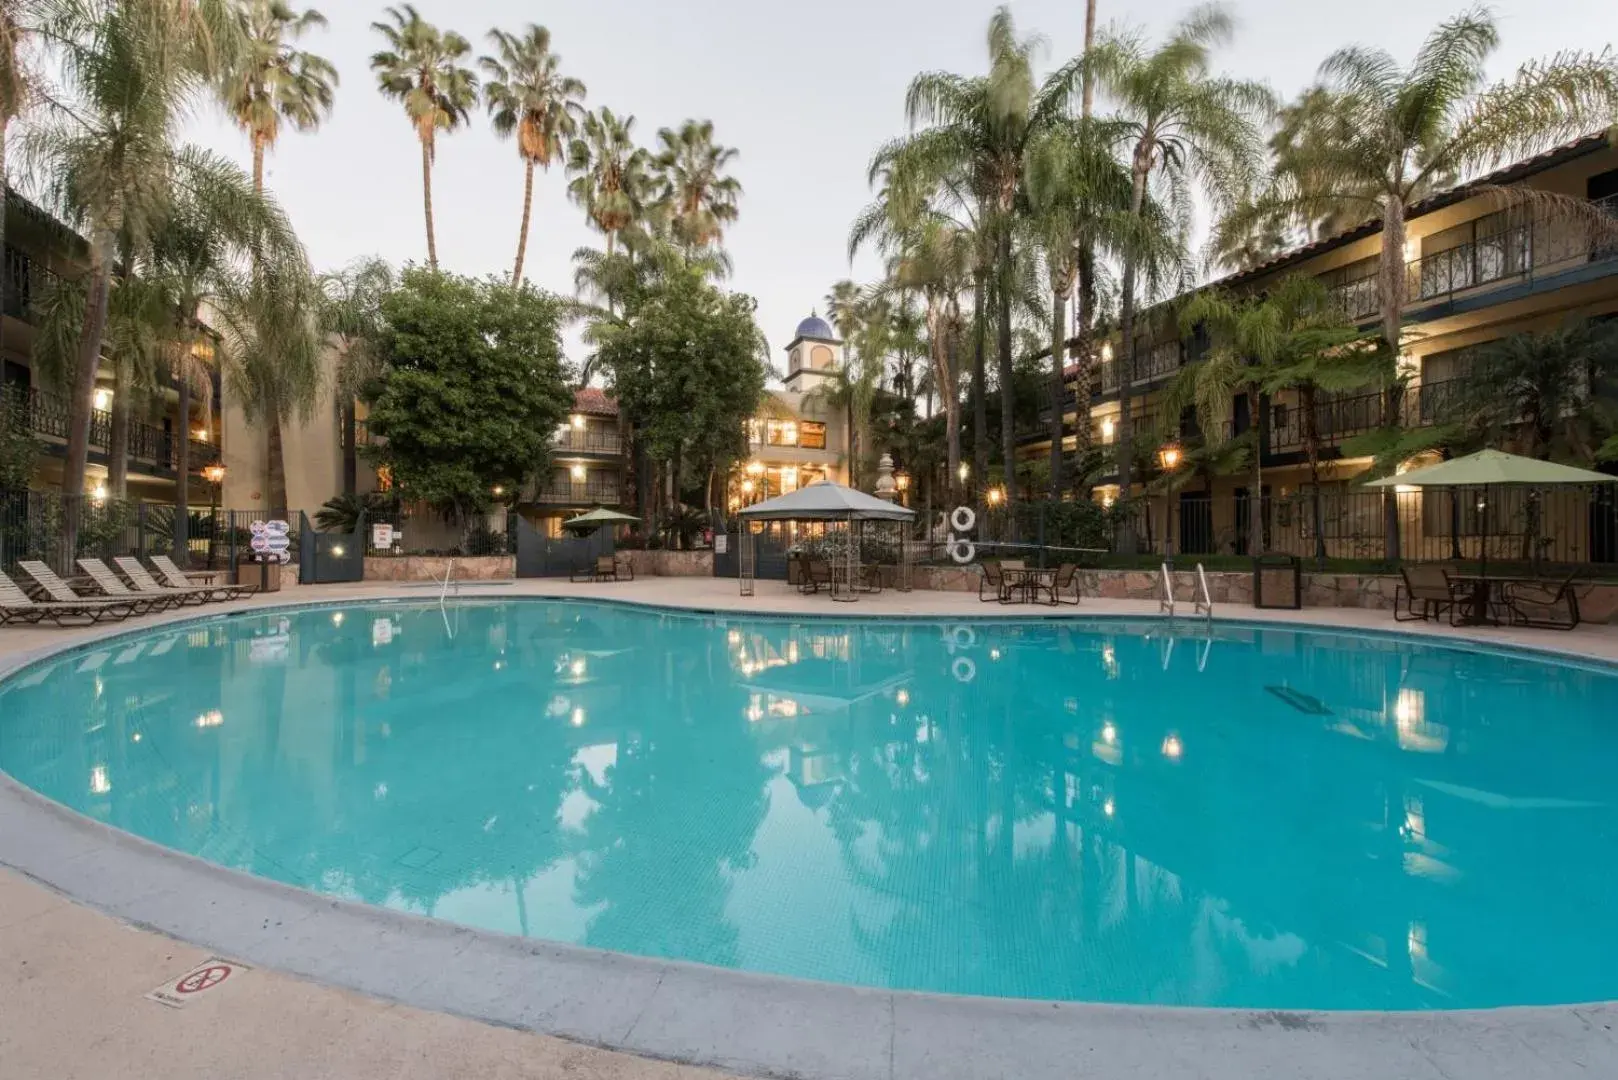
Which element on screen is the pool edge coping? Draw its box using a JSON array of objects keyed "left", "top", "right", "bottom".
[{"left": 3, "top": 585, "right": 1618, "bottom": 1080}]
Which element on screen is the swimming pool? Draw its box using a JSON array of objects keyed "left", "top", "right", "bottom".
[{"left": 2, "top": 599, "right": 1615, "bottom": 1010}]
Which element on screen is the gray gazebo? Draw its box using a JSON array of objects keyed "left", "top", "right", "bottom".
[{"left": 736, "top": 481, "right": 915, "bottom": 600}]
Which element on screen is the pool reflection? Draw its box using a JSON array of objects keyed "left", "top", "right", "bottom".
[{"left": 2, "top": 603, "right": 1617, "bottom": 1009}]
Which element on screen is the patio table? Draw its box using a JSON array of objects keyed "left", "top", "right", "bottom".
[{"left": 1001, "top": 567, "right": 1057, "bottom": 605}]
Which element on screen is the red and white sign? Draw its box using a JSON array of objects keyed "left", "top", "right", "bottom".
[{"left": 145, "top": 957, "right": 250, "bottom": 1009}]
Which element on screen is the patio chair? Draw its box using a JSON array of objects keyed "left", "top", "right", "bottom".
[
  {"left": 1393, "top": 565, "right": 1468, "bottom": 624},
  {"left": 1040, "top": 563, "right": 1082, "bottom": 606},
  {"left": 115, "top": 557, "right": 240, "bottom": 605},
  {"left": 859, "top": 563, "right": 885, "bottom": 595},
  {"left": 569, "top": 555, "right": 614, "bottom": 583},
  {"left": 20, "top": 560, "right": 163, "bottom": 616},
  {"left": 151, "top": 555, "right": 253, "bottom": 598},
  {"left": 803, "top": 558, "right": 834, "bottom": 594},
  {"left": 77, "top": 558, "right": 183, "bottom": 612},
  {"left": 1503, "top": 573, "right": 1581, "bottom": 631},
  {"left": 0, "top": 569, "right": 140, "bottom": 626},
  {"left": 979, "top": 559, "right": 1010, "bottom": 603}
]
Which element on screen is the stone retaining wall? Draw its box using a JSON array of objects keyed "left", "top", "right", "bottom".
[
  {"left": 915, "top": 564, "right": 1618, "bottom": 621},
  {"left": 363, "top": 556, "right": 516, "bottom": 582},
  {"left": 622, "top": 550, "right": 713, "bottom": 577}
]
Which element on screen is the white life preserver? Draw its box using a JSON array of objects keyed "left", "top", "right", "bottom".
[
  {"left": 952, "top": 656, "right": 976, "bottom": 683},
  {"left": 950, "top": 506, "right": 976, "bottom": 534},
  {"left": 950, "top": 625, "right": 977, "bottom": 650},
  {"left": 948, "top": 539, "right": 976, "bottom": 564}
]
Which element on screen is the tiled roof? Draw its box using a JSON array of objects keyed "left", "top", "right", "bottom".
[{"left": 573, "top": 387, "right": 618, "bottom": 416}]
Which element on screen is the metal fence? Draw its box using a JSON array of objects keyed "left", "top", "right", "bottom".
[
  {"left": 0, "top": 490, "right": 300, "bottom": 577},
  {"left": 906, "top": 484, "right": 1618, "bottom": 571}
]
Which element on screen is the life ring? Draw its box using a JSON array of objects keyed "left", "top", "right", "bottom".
[
  {"left": 952, "top": 656, "right": 976, "bottom": 683},
  {"left": 948, "top": 539, "right": 976, "bottom": 564},
  {"left": 950, "top": 506, "right": 976, "bottom": 533},
  {"left": 950, "top": 625, "right": 977, "bottom": 650}
]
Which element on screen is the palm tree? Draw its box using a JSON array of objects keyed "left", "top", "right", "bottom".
[
  {"left": 566, "top": 107, "right": 654, "bottom": 257},
  {"left": 897, "top": 6, "right": 1087, "bottom": 500},
  {"left": 1246, "top": 10, "right": 1618, "bottom": 559},
  {"left": 1171, "top": 275, "right": 1370, "bottom": 556},
  {"left": 1087, "top": 3, "right": 1272, "bottom": 550},
  {"left": 1452, "top": 322, "right": 1618, "bottom": 464},
  {"left": 480, "top": 24, "right": 585, "bottom": 286},
  {"left": 654, "top": 119, "right": 742, "bottom": 253},
  {"left": 220, "top": 0, "right": 336, "bottom": 196},
  {"left": 1025, "top": 117, "right": 1138, "bottom": 496},
  {"left": 319, "top": 257, "right": 395, "bottom": 493},
  {"left": 370, "top": 3, "right": 477, "bottom": 270},
  {"left": 23, "top": 0, "right": 247, "bottom": 515}
]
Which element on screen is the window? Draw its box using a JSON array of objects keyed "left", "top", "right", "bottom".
[
  {"left": 810, "top": 345, "right": 835, "bottom": 369},
  {"left": 799, "top": 421, "right": 827, "bottom": 449},
  {"left": 766, "top": 419, "right": 799, "bottom": 446},
  {"left": 789, "top": 348, "right": 803, "bottom": 372}
]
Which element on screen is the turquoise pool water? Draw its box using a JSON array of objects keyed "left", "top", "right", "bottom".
[{"left": 3, "top": 600, "right": 1616, "bottom": 1009}]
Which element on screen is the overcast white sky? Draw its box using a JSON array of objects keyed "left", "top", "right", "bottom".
[{"left": 180, "top": 0, "right": 1617, "bottom": 368}]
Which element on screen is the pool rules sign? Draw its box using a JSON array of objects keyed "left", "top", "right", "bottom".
[{"left": 145, "top": 957, "right": 250, "bottom": 1009}]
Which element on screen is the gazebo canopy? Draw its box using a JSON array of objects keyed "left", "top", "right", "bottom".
[
  {"left": 1364, "top": 449, "right": 1618, "bottom": 488},
  {"left": 737, "top": 480, "right": 915, "bottom": 522}
]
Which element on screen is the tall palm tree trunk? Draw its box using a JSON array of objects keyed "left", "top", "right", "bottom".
[
  {"left": 1081, "top": 0, "right": 1098, "bottom": 118},
  {"left": 421, "top": 140, "right": 439, "bottom": 270},
  {"left": 512, "top": 160, "right": 535, "bottom": 286},
  {"left": 1378, "top": 194, "right": 1407, "bottom": 562},
  {"left": 63, "top": 247, "right": 112, "bottom": 515},
  {"left": 267, "top": 413, "right": 288, "bottom": 519},
  {"left": 107, "top": 365, "right": 128, "bottom": 498},
  {"left": 1048, "top": 285, "right": 1067, "bottom": 498},
  {"left": 1246, "top": 387, "right": 1263, "bottom": 556},
  {"left": 1115, "top": 163, "right": 1149, "bottom": 555},
  {"left": 1072, "top": 246, "right": 1097, "bottom": 496},
  {"left": 173, "top": 365, "right": 191, "bottom": 564},
  {"left": 996, "top": 230, "right": 1015, "bottom": 505},
  {"left": 252, "top": 134, "right": 266, "bottom": 195},
  {"left": 1301, "top": 383, "right": 1326, "bottom": 564},
  {"left": 971, "top": 275, "right": 987, "bottom": 500}
]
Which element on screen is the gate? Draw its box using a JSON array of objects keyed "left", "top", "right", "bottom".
[
  {"left": 298, "top": 510, "right": 365, "bottom": 584},
  {"left": 713, "top": 519, "right": 791, "bottom": 580},
  {"left": 514, "top": 515, "right": 613, "bottom": 577}
]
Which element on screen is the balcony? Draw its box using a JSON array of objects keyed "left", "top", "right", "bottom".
[
  {"left": 1099, "top": 340, "right": 1181, "bottom": 394},
  {"left": 553, "top": 427, "right": 622, "bottom": 455},
  {"left": 1, "top": 384, "right": 218, "bottom": 477},
  {"left": 2, "top": 246, "right": 66, "bottom": 322},
  {"left": 1266, "top": 379, "right": 1462, "bottom": 456},
  {"left": 1328, "top": 194, "right": 1618, "bottom": 320},
  {"left": 535, "top": 480, "right": 621, "bottom": 506}
]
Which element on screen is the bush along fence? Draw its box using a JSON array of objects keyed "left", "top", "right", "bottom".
[
  {"left": 908, "top": 483, "right": 1618, "bottom": 574},
  {"left": 0, "top": 490, "right": 291, "bottom": 577}
]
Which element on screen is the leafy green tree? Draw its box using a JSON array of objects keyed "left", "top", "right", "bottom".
[
  {"left": 653, "top": 119, "right": 742, "bottom": 253},
  {"left": 1087, "top": 4, "right": 1273, "bottom": 550},
  {"left": 365, "top": 269, "right": 571, "bottom": 526},
  {"left": 480, "top": 23, "right": 585, "bottom": 286},
  {"left": 370, "top": 3, "right": 477, "bottom": 269},
  {"left": 220, "top": 0, "right": 336, "bottom": 196},
  {"left": 594, "top": 265, "right": 767, "bottom": 524}
]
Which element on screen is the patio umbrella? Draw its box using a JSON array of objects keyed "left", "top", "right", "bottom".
[
  {"left": 1364, "top": 448, "right": 1617, "bottom": 591},
  {"left": 562, "top": 507, "right": 642, "bottom": 531}
]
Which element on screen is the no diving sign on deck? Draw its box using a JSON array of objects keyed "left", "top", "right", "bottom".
[{"left": 145, "top": 957, "right": 250, "bottom": 1009}]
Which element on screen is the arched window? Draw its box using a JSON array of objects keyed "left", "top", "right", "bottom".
[{"left": 810, "top": 345, "right": 834, "bottom": 369}]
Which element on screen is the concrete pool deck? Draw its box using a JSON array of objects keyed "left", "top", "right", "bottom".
[{"left": 3, "top": 577, "right": 1618, "bottom": 1079}]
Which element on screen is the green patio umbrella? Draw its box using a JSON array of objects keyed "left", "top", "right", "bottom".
[
  {"left": 562, "top": 507, "right": 642, "bottom": 531},
  {"left": 1364, "top": 448, "right": 1617, "bottom": 588}
]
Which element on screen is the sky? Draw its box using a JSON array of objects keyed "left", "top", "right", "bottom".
[{"left": 179, "top": 0, "right": 1618, "bottom": 371}]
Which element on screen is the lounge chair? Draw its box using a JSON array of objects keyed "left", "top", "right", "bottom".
[
  {"left": 0, "top": 569, "right": 140, "bottom": 626},
  {"left": 19, "top": 560, "right": 163, "bottom": 616},
  {"left": 77, "top": 558, "right": 183, "bottom": 612},
  {"left": 1040, "top": 563, "right": 1082, "bottom": 606},
  {"left": 1504, "top": 573, "right": 1581, "bottom": 631},
  {"left": 115, "top": 557, "right": 242, "bottom": 604},
  {"left": 979, "top": 559, "right": 1010, "bottom": 603},
  {"left": 1394, "top": 565, "right": 1469, "bottom": 625},
  {"left": 151, "top": 554, "right": 253, "bottom": 598}
]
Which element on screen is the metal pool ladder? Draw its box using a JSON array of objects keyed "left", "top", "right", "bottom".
[
  {"left": 1194, "top": 563, "right": 1214, "bottom": 624},
  {"left": 1158, "top": 562, "right": 1176, "bottom": 617}
]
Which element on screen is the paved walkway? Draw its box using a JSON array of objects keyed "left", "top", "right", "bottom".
[{"left": 2, "top": 576, "right": 1615, "bottom": 1080}]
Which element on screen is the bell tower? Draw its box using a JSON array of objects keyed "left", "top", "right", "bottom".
[{"left": 782, "top": 311, "right": 843, "bottom": 392}]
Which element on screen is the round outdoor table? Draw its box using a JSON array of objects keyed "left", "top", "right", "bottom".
[{"left": 1002, "top": 567, "right": 1057, "bottom": 605}]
